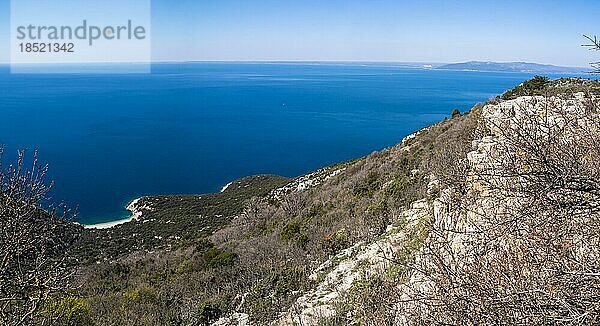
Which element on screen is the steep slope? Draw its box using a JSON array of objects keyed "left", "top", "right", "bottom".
[
  {"left": 213, "top": 78, "right": 600, "bottom": 325},
  {"left": 265, "top": 79, "right": 600, "bottom": 325},
  {"left": 207, "top": 108, "right": 481, "bottom": 324}
]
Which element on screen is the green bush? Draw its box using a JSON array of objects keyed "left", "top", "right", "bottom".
[
  {"left": 305, "top": 202, "right": 327, "bottom": 219},
  {"left": 43, "top": 297, "right": 92, "bottom": 326},
  {"left": 354, "top": 171, "right": 381, "bottom": 197},
  {"left": 281, "top": 220, "right": 309, "bottom": 248},
  {"left": 202, "top": 247, "right": 237, "bottom": 268},
  {"left": 345, "top": 274, "right": 398, "bottom": 323},
  {"left": 451, "top": 108, "right": 461, "bottom": 118},
  {"left": 123, "top": 286, "right": 159, "bottom": 305},
  {"left": 384, "top": 176, "right": 409, "bottom": 199},
  {"left": 175, "top": 258, "right": 197, "bottom": 274},
  {"left": 502, "top": 76, "right": 550, "bottom": 99},
  {"left": 246, "top": 267, "right": 308, "bottom": 322}
]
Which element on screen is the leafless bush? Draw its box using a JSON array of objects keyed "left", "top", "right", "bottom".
[
  {"left": 583, "top": 35, "right": 600, "bottom": 73},
  {"left": 280, "top": 191, "right": 308, "bottom": 217},
  {"left": 402, "top": 95, "right": 600, "bottom": 325},
  {"left": 0, "top": 148, "right": 80, "bottom": 325},
  {"left": 425, "top": 107, "right": 485, "bottom": 200}
]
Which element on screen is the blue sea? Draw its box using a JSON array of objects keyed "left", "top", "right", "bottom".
[{"left": 0, "top": 63, "right": 581, "bottom": 224}]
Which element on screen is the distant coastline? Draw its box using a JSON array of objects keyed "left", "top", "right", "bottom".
[{"left": 437, "top": 61, "right": 590, "bottom": 74}]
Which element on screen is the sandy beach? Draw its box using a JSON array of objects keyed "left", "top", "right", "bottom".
[
  {"left": 220, "top": 182, "right": 233, "bottom": 193},
  {"left": 84, "top": 198, "right": 143, "bottom": 229}
]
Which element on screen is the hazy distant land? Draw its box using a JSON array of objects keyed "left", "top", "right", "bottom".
[{"left": 438, "top": 61, "right": 591, "bottom": 73}]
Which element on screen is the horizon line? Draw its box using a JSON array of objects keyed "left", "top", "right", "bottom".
[{"left": 0, "top": 59, "right": 591, "bottom": 69}]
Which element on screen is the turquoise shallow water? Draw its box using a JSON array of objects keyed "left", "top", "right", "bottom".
[{"left": 0, "top": 63, "right": 582, "bottom": 224}]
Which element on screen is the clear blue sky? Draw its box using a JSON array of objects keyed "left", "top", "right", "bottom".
[{"left": 1, "top": 0, "right": 599, "bottom": 66}]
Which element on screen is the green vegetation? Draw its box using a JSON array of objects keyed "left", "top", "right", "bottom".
[
  {"left": 502, "top": 75, "right": 550, "bottom": 99},
  {"left": 502, "top": 76, "right": 600, "bottom": 100},
  {"left": 396, "top": 215, "right": 432, "bottom": 267},
  {"left": 123, "top": 286, "right": 159, "bottom": 305},
  {"left": 43, "top": 297, "right": 92, "bottom": 326},
  {"left": 246, "top": 266, "right": 310, "bottom": 322},
  {"left": 202, "top": 247, "right": 236, "bottom": 268},
  {"left": 353, "top": 171, "right": 381, "bottom": 197},
  {"left": 197, "top": 295, "right": 230, "bottom": 324},
  {"left": 340, "top": 273, "right": 398, "bottom": 324},
  {"left": 74, "top": 174, "right": 290, "bottom": 263},
  {"left": 319, "top": 228, "right": 349, "bottom": 255},
  {"left": 281, "top": 220, "right": 309, "bottom": 248},
  {"left": 451, "top": 107, "right": 461, "bottom": 118}
]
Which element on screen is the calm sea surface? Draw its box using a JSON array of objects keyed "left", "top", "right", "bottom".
[{"left": 0, "top": 63, "right": 581, "bottom": 224}]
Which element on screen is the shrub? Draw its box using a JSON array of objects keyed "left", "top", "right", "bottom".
[
  {"left": 175, "top": 258, "right": 196, "bottom": 274},
  {"left": 123, "top": 286, "right": 159, "bottom": 305},
  {"left": 202, "top": 247, "right": 237, "bottom": 268},
  {"left": 197, "top": 295, "right": 230, "bottom": 324},
  {"left": 451, "top": 108, "right": 461, "bottom": 118},
  {"left": 353, "top": 171, "right": 381, "bottom": 197},
  {"left": 281, "top": 220, "right": 309, "bottom": 248},
  {"left": 305, "top": 202, "right": 327, "bottom": 219},
  {"left": 0, "top": 149, "right": 81, "bottom": 325},
  {"left": 43, "top": 297, "right": 92, "bottom": 326},
  {"left": 246, "top": 267, "right": 308, "bottom": 322},
  {"left": 502, "top": 75, "right": 550, "bottom": 99},
  {"left": 320, "top": 228, "right": 349, "bottom": 255},
  {"left": 344, "top": 274, "right": 398, "bottom": 324}
]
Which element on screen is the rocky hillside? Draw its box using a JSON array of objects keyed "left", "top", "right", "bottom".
[
  {"left": 263, "top": 78, "right": 600, "bottom": 325},
  {"left": 56, "top": 77, "right": 600, "bottom": 325}
]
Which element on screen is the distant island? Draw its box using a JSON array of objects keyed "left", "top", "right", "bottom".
[{"left": 437, "top": 61, "right": 590, "bottom": 73}]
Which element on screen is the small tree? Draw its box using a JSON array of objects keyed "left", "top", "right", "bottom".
[
  {"left": 0, "top": 147, "right": 80, "bottom": 325},
  {"left": 451, "top": 108, "right": 461, "bottom": 118}
]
